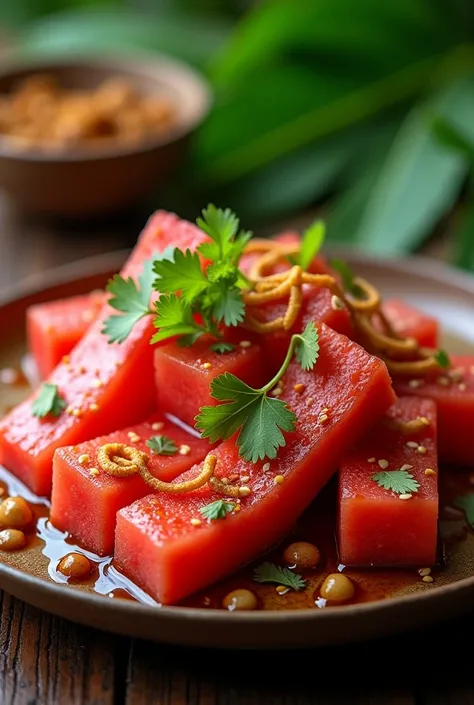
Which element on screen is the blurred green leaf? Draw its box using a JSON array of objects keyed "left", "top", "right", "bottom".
[
  {"left": 453, "top": 200, "right": 474, "bottom": 271},
  {"left": 17, "top": 7, "right": 231, "bottom": 69},
  {"left": 327, "top": 76, "right": 474, "bottom": 254},
  {"left": 432, "top": 117, "right": 474, "bottom": 161}
]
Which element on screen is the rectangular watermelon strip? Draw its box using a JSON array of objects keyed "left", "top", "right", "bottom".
[
  {"left": 0, "top": 211, "right": 207, "bottom": 497},
  {"left": 378, "top": 299, "right": 438, "bottom": 349},
  {"left": 114, "top": 324, "right": 395, "bottom": 605},
  {"left": 338, "top": 396, "right": 438, "bottom": 567},
  {"left": 394, "top": 356, "right": 474, "bottom": 466},
  {"left": 50, "top": 414, "right": 210, "bottom": 555},
  {"left": 27, "top": 291, "right": 104, "bottom": 379}
]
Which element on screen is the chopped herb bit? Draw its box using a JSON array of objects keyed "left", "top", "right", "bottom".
[
  {"left": 299, "top": 220, "right": 326, "bottom": 271},
  {"left": 153, "top": 249, "right": 208, "bottom": 303},
  {"left": 151, "top": 293, "right": 204, "bottom": 345},
  {"left": 212, "top": 286, "right": 245, "bottom": 327},
  {"left": 330, "top": 258, "right": 364, "bottom": 298},
  {"left": 253, "top": 562, "right": 306, "bottom": 591},
  {"left": 453, "top": 494, "right": 474, "bottom": 530},
  {"left": 372, "top": 470, "right": 420, "bottom": 495},
  {"left": 146, "top": 435, "right": 178, "bottom": 456},
  {"left": 32, "top": 383, "right": 66, "bottom": 418},
  {"left": 294, "top": 322, "right": 319, "bottom": 371},
  {"left": 209, "top": 341, "right": 236, "bottom": 354},
  {"left": 197, "top": 204, "right": 251, "bottom": 264},
  {"left": 195, "top": 326, "right": 319, "bottom": 462},
  {"left": 102, "top": 259, "right": 155, "bottom": 344},
  {"left": 435, "top": 349, "right": 451, "bottom": 369},
  {"left": 199, "top": 499, "right": 236, "bottom": 520}
]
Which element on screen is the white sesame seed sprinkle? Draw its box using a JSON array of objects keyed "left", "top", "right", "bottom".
[
  {"left": 418, "top": 567, "right": 431, "bottom": 576},
  {"left": 367, "top": 457, "right": 376, "bottom": 463},
  {"left": 190, "top": 518, "right": 201, "bottom": 527},
  {"left": 378, "top": 459, "right": 389, "bottom": 469},
  {"left": 399, "top": 464, "right": 413, "bottom": 472},
  {"left": 458, "top": 382, "right": 467, "bottom": 392},
  {"left": 179, "top": 444, "right": 191, "bottom": 456},
  {"left": 422, "top": 575, "right": 434, "bottom": 583},
  {"left": 399, "top": 493, "right": 412, "bottom": 500},
  {"left": 152, "top": 422, "right": 164, "bottom": 431},
  {"left": 263, "top": 463, "right": 271, "bottom": 472},
  {"left": 239, "top": 340, "right": 252, "bottom": 348},
  {"left": 436, "top": 376, "right": 450, "bottom": 386},
  {"left": 406, "top": 441, "right": 419, "bottom": 448},
  {"left": 408, "top": 379, "right": 423, "bottom": 389},
  {"left": 417, "top": 445, "right": 427, "bottom": 454}
]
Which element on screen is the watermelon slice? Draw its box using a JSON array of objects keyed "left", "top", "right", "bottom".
[
  {"left": 393, "top": 356, "right": 474, "bottom": 466},
  {"left": 50, "top": 414, "right": 210, "bottom": 555},
  {"left": 380, "top": 299, "right": 438, "bottom": 349},
  {"left": 0, "top": 211, "right": 207, "bottom": 496},
  {"left": 338, "top": 396, "right": 438, "bottom": 567},
  {"left": 154, "top": 333, "right": 267, "bottom": 429},
  {"left": 114, "top": 324, "right": 395, "bottom": 604},
  {"left": 27, "top": 291, "right": 104, "bottom": 379}
]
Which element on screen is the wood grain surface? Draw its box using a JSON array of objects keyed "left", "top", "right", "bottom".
[{"left": 0, "top": 192, "right": 470, "bottom": 704}]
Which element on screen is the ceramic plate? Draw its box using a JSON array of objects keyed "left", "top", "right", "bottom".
[{"left": 0, "top": 249, "right": 474, "bottom": 650}]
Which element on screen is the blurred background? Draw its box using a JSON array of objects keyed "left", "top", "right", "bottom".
[{"left": 0, "top": 0, "right": 473, "bottom": 285}]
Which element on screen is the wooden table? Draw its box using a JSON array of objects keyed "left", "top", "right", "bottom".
[{"left": 0, "top": 195, "right": 471, "bottom": 704}]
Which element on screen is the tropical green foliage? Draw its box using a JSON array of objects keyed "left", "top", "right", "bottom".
[{"left": 6, "top": 0, "right": 474, "bottom": 266}]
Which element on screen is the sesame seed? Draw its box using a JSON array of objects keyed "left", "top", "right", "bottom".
[
  {"left": 422, "top": 575, "right": 434, "bottom": 583},
  {"left": 318, "top": 414, "right": 329, "bottom": 424},
  {"left": 233, "top": 504, "right": 241, "bottom": 513},
  {"left": 399, "top": 493, "right": 412, "bottom": 500},
  {"left": 239, "top": 340, "right": 252, "bottom": 349},
  {"left": 190, "top": 518, "right": 201, "bottom": 527},
  {"left": 78, "top": 366, "right": 86, "bottom": 374},
  {"left": 437, "top": 376, "right": 450, "bottom": 386},
  {"left": 408, "top": 379, "right": 423, "bottom": 389},
  {"left": 321, "top": 407, "right": 330, "bottom": 414},
  {"left": 331, "top": 295, "right": 345, "bottom": 311},
  {"left": 378, "top": 459, "right": 389, "bottom": 469},
  {"left": 399, "top": 464, "right": 413, "bottom": 472},
  {"left": 274, "top": 475, "right": 285, "bottom": 485},
  {"left": 239, "top": 486, "right": 251, "bottom": 497},
  {"left": 418, "top": 567, "right": 431, "bottom": 576},
  {"left": 220, "top": 477, "right": 229, "bottom": 485},
  {"left": 367, "top": 457, "right": 376, "bottom": 463},
  {"left": 417, "top": 445, "right": 427, "bottom": 454},
  {"left": 62, "top": 355, "right": 70, "bottom": 364},
  {"left": 305, "top": 397, "right": 314, "bottom": 407},
  {"left": 89, "top": 468, "right": 99, "bottom": 477},
  {"left": 241, "top": 475, "right": 250, "bottom": 483},
  {"left": 271, "top": 387, "right": 282, "bottom": 397},
  {"left": 458, "top": 383, "right": 467, "bottom": 392},
  {"left": 72, "top": 409, "right": 82, "bottom": 418},
  {"left": 425, "top": 468, "right": 436, "bottom": 477},
  {"left": 293, "top": 383, "right": 305, "bottom": 394},
  {"left": 406, "top": 441, "right": 419, "bottom": 448},
  {"left": 127, "top": 432, "right": 141, "bottom": 443},
  {"left": 276, "top": 585, "right": 288, "bottom": 595},
  {"left": 262, "top": 463, "right": 271, "bottom": 472},
  {"left": 202, "top": 362, "right": 212, "bottom": 370},
  {"left": 78, "top": 454, "right": 90, "bottom": 466},
  {"left": 82, "top": 310, "right": 95, "bottom": 323},
  {"left": 89, "top": 403, "right": 99, "bottom": 412},
  {"left": 152, "top": 422, "right": 164, "bottom": 431},
  {"left": 229, "top": 474, "right": 239, "bottom": 483},
  {"left": 66, "top": 407, "right": 74, "bottom": 415},
  {"left": 179, "top": 444, "right": 191, "bottom": 456},
  {"left": 92, "top": 379, "right": 103, "bottom": 388},
  {"left": 418, "top": 416, "right": 430, "bottom": 426}
]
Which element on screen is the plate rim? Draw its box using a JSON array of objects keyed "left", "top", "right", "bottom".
[{"left": 1, "top": 247, "right": 474, "bottom": 647}]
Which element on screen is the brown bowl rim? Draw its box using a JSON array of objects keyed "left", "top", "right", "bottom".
[{"left": 0, "top": 51, "right": 212, "bottom": 163}]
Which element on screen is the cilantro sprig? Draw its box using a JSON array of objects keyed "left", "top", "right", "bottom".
[
  {"left": 372, "top": 470, "right": 420, "bottom": 494},
  {"left": 288, "top": 220, "right": 325, "bottom": 271},
  {"left": 32, "top": 383, "right": 66, "bottom": 419},
  {"left": 195, "top": 323, "right": 319, "bottom": 462},
  {"left": 253, "top": 562, "right": 306, "bottom": 591},
  {"left": 435, "top": 349, "right": 451, "bottom": 369},
  {"left": 330, "top": 258, "right": 364, "bottom": 298},
  {"left": 146, "top": 435, "right": 178, "bottom": 456},
  {"left": 453, "top": 494, "right": 474, "bottom": 529},
  {"left": 199, "top": 499, "right": 236, "bottom": 521}
]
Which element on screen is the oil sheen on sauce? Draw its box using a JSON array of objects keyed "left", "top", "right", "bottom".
[{"left": 0, "top": 458, "right": 471, "bottom": 612}]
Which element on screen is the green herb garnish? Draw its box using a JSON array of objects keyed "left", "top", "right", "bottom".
[
  {"left": 209, "top": 341, "right": 236, "bottom": 354},
  {"left": 330, "top": 258, "right": 364, "bottom": 298},
  {"left": 253, "top": 562, "right": 306, "bottom": 591},
  {"left": 32, "top": 383, "right": 66, "bottom": 419},
  {"left": 199, "top": 499, "right": 236, "bottom": 521},
  {"left": 371, "top": 470, "right": 420, "bottom": 494},
  {"left": 294, "top": 220, "right": 326, "bottom": 271},
  {"left": 435, "top": 349, "right": 451, "bottom": 369},
  {"left": 146, "top": 435, "right": 178, "bottom": 456},
  {"left": 102, "top": 258, "right": 155, "bottom": 344},
  {"left": 195, "top": 323, "right": 319, "bottom": 462},
  {"left": 453, "top": 494, "right": 474, "bottom": 529}
]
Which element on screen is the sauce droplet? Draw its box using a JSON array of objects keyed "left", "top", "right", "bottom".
[
  {"left": 222, "top": 588, "right": 258, "bottom": 611},
  {"left": 283, "top": 541, "right": 320, "bottom": 569},
  {"left": 0, "top": 528, "right": 26, "bottom": 551},
  {"left": 57, "top": 552, "right": 92, "bottom": 579},
  {"left": 320, "top": 573, "right": 355, "bottom": 603},
  {"left": 0, "top": 496, "right": 34, "bottom": 529}
]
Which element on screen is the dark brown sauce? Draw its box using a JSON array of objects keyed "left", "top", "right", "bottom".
[{"left": 0, "top": 463, "right": 472, "bottom": 611}]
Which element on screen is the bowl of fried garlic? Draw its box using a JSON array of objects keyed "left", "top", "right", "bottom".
[{"left": 0, "top": 54, "right": 211, "bottom": 216}]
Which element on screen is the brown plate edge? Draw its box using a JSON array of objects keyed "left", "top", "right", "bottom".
[{"left": 1, "top": 248, "right": 474, "bottom": 649}]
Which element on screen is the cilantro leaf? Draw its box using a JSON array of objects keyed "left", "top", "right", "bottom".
[
  {"left": 32, "top": 383, "right": 66, "bottom": 418},
  {"left": 294, "top": 322, "right": 319, "bottom": 371},
  {"left": 195, "top": 373, "right": 296, "bottom": 462},
  {"left": 253, "top": 562, "right": 306, "bottom": 591},
  {"left": 330, "top": 258, "right": 364, "bottom": 298},
  {"left": 199, "top": 499, "right": 236, "bottom": 521},
  {"left": 212, "top": 287, "right": 245, "bottom": 326},
  {"left": 151, "top": 293, "right": 203, "bottom": 344},
  {"left": 197, "top": 204, "right": 252, "bottom": 264},
  {"left": 146, "top": 435, "right": 178, "bottom": 456},
  {"left": 435, "top": 349, "right": 451, "bottom": 369},
  {"left": 372, "top": 470, "right": 420, "bottom": 494},
  {"left": 299, "top": 220, "right": 325, "bottom": 271},
  {"left": 453, "top": 494, "right": 474, "bottom": 529},
  {"left": 102, "top": 259, "right": 154, "bottom": 344},
  {"left": 209, "top": 342, "right": 236, "bottom": 354},
  {"left": 153, "top": 249, "right": 208, "bottom": 303}
]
